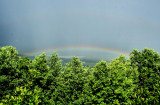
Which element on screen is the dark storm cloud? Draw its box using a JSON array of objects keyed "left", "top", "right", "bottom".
[{"left": 0, "top": 0, "right": 160, "bottom": 54}]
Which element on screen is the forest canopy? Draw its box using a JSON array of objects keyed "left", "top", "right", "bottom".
[{"left": 0, "top": 46, "right": 160, "bottom": 104}]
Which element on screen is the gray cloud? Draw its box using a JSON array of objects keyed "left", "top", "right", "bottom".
[{"left": 0, "top": 0, "right": 160, "bottom": 55}]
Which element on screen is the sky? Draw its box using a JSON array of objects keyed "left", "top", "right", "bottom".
[{"left": 0, "top": 0, "right": 160, "bottom": 56}]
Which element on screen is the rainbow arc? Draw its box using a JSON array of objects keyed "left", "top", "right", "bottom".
[{"left": 24, "top": 46, "right": 129, "bottom": 57}]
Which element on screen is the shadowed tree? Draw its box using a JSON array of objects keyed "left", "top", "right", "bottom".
[
  {"left": 56, "top": 56, "right": 86, "bottom": 104},
  {"left": 0, "top": 46, "right": 20, "bottom": 100},
  {"left": 42, "top": 52, "right": 63, "bottom": 104},
  {"left": 130, "top": 48, "right": 160, "bottom": 104},
  {"left": 85, "top": 55, "right": 137, "bottom": 104},
  {"left": 30, "top": 53, "right": 49, "bottom": 90}
]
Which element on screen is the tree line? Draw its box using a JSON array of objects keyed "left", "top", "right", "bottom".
[{"left": 0, "top": 46, "right": 160, "bottom": 104}]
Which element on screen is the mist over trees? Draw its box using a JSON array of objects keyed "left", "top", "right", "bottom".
[{"left": 0, "top": 46, "right": 160, "bottom": 104}]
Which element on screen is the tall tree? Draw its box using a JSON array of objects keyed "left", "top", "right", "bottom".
[
  {"left": 30, "top": 53, "right": 49, "bottom": 89},
  {"left": 108, "top": 55, "right": 137, "bottom": 104},
  {"left": 85, "top": 55, "right": 137, "bottom": 104},
  {"left": 0, "top": 46, "right": 20, "bottom": 99},
  {"left": 17, "top": 57, "right": 32, "bottom": 86},
  {"left": 57, "top": 56, "right": 86, "bottom": 104},
  {"left": 42, "top": 52, "right": 63, "bottom": 104},
  {"left": 50, "top": 52, "right": 62, "bottom": 77},
  {"left": 84, "top": 60, "right": 110, "bottom": 104},
  {"left": 130, "top": 48, "right": 160, "bottom": 104}
]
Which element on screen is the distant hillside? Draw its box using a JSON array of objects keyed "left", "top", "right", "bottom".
[{"left": 27, "top": 55, "right": 111, "bottom": 67}]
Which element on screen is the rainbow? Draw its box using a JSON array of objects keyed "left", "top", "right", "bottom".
[{"left": 23, "top": 46, "right": 130, "bottom": 57}]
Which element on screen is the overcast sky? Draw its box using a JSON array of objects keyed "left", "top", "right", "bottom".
[{"left": 0, "top": 0, "right": 160, "bottom": 54}]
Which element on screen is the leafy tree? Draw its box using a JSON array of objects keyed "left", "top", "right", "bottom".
[
  {"left": 108, "top": 55, "right": 138, "bottom": 104},
  {"left": 28, "top": 53, "right": 49, "bottom": 104},
  {"left": 83, "top": 66, "right": 94, "bottom": 83},
  {"left": 32, "top": 53, "right": 49, "bottom": 74},
  {"left": 57, "top": 56, "right": 86, "bottom": 104},
  {"left": 50, "top": 52, "right": 62, "bottom": 77},
  {"left": 84, "top": 60, "right": 110, "bottom": 104},
  {"left": 42, "top": 52, "right": 63, "bottom": 104},
  {"left": 130, "top": 48, "right": 160, "bottom": 104},
  {"left": 1, "top": 46, "right": 160, "bottom": 104},
  {"left": 85, "top": 55, "right": 138, "bottom": 104},
  {"left": 0, "top": 46, "right": 20, "bottom": 100},
  {"left": 31, "top": 53, "right": 49, "bottom": 87},
  {"left": 17, "top": 57, "right": 32, "bottom": 86}
]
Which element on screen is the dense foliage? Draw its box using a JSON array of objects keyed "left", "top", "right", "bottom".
[{"left": 0, "top": 46, "right": 160, "bottom": 104}]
